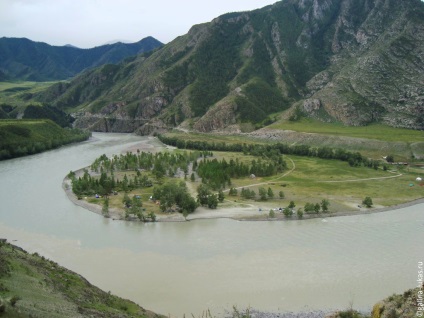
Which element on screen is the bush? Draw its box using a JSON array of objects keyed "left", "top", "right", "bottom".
[{"left": 362, "top": 196, "right": 373, "bottom": 208}]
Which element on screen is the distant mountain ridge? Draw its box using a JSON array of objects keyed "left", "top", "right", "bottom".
[
  {"left": 33, "top": 0, "right": 424, "bottom": 132},
  {"left": 0, "top": 36, "right": 163, "bottom": 81}
]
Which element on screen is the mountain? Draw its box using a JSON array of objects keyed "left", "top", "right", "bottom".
[
  {"left": 34, "top": 0, "right": 424, "bottom": 133},
  {"left": 0, "top": 36, "right": 163, "bottom": 81}
]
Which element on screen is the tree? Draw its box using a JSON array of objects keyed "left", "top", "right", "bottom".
[
  {"left": 321, "top": 199, "right": 330, "bottom": 212},
  {"left": 180, "top": 193, "right": 198, "bottom": 214},
  {"left": 197, "top": 184, "right": 211, "bottom": 206},
  {"left": 314, "top": 203, "right": 321, "bottom": 214},
  {"left": 148, "top": 211, "right": 156, "bottom": 222},
  {"left": 207, "top": 194, "right": 218, "bottom": 209},
  {"left": 297, "top": 208, "right": 303, "bottom": 219},
  {"left": 386, "top": 155, "right": 394, "bottom": 163},
  {"left": 267, "top": 187, "right": 274, "bottom": 199},
  {"left": 283, "top": 207, "right": 293, "bottom": 218},
  {"left": 288, "top": 201, "right": 296, "bottom": 209},
  {"left": 218, "top": 190, "right": 225, "bottom": 202},
  {"left": 304, "top": 202, "right": 315, "bottom": 214},
  {"left": 269, "top": 209, "right": 275, "bottom": 218},
  {"left": 258, "top": 187, "right": 267, "bottom": 201},
  {"left": 279, "top": 191, "right": 285, "bottom": 199},
  {"left": 229, "top": 187, "right": 238, "bottom": 196},
  {"left": 122, "top": 193, "right": 131, "bottom": 208},
  {"left": 102, "top": 197, "right": 109, "bottom": 217},
  {"left": 190, "top": 172, "right": 195, "bottom": 182},
  {"left": 362, "top": 196, "right": 373, "bottom": 208}
]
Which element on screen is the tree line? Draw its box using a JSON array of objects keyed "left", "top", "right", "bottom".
[
  {"left": 157, "top": 134, "right": 384, "bottom": 169},
  {"left": 196, "top": 156, "right": 286, "bottom": 190}
]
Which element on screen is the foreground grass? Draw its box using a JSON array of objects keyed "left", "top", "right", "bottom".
[{"left": 0, "top": 240, "right": 163, "bottom": 318}]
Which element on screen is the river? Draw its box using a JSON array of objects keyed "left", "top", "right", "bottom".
[{"left": 0, "top": 133, "right": 422, "bottom": 317}]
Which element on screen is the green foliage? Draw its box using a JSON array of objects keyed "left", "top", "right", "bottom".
[
  {"left": 154, "top": 181, "right": 197, "bottom": 214},
  {"left": 267, "top": 187, "right": 274, "bottom": 199},
  {"left": 236, "top": 78, "right": 289, "bottom": 124},
  {"left": 241, "top": 188, "right": 256, "bottom": 200},
  {"left": 258, "top": 187, "right": 267, "bottom": 201},
  {"left": 362, "top": 196, "right": 373, "bottom": 208},
  {"left": 386, "top": 155, "right": 394, "bottom": 163},
  {"left": 158, "top": 133, "right": 379, "bottom": 172},
  {"left": 197, "top": 155, "right": 284, "bottom": 190},
  {"left": 289, "top": 106, "right": 305, "bottom": 122},
  {"left": 269, "top": 209, "right": 275, "bottom": 218},
  {"left": 188, "top": 20, "right": 247, "bottom": 116},
  {"left": 297, "top": 208, "right": 304, "bottom": 219},
  {"left": 207, "top": 194, "right": 219, "bottom": 209},
  {"left": 197, "top": 184, "right": 211, "bottom": 206},
  {"left": 321, "top": 199, "right": 330, "bottom": 212},
  {"left": 218, "top": 190, "right": 225, "bottom": 203},
  {"left": 102, "top": 197, "right": 109, "bottom": 217},
  {"left": 238, "top": 36, "right": 276, "bottom": 86},
  {"left": 23, "top": 104, "right": 73, "bottom": 127},
  {"left": 304, "top": 202, "right": 316, "bottom": 214},
  {"left": 283, "top": 207, "right": 293, "bottom": 218},
  {"left": 0, "top": 119, "right": 90, "bottom": 160}
]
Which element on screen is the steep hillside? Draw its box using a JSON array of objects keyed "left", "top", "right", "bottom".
[
  {"left": 34, "top": 0, "right": 424, "bottom": 133},
  {"left": 0, "top": 240, "right": 162, "bottom": 317},
  {"left": 0, "top": 37, "right": 163, "bottom": 81}
]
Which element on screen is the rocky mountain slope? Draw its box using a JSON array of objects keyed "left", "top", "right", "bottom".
[
  {"left": 0, "top": 36, "right": 163, "bottom": 81},
  {"left": 35, "top": 0, "right": 424, "bottom": 133}
]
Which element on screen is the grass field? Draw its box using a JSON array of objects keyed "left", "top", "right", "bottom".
[{"left": 269, "top": 118, "right": 424, "bottom": 143}]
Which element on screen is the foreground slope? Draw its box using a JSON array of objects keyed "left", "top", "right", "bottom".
[
  {"left": 34, "top": 0, "right": 424, "bottom": 133},
  {"left": 0, "top": 240, "right": 163, "bottom": 317}
]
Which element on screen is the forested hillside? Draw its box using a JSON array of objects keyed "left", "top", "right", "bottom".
[{"left": 0, "top": 119, "right": 90, "bottom": 160}]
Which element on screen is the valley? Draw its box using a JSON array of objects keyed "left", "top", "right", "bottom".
[{"left": 0, "top": 0, "right": 423, "bottom": 317}]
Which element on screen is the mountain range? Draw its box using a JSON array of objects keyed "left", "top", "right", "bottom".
[
  {"left": 0, "top": 36, "right": 163, "bottom": 81},
  {"left": 23, "top": 0, "right": 424, "bottom": 132}
]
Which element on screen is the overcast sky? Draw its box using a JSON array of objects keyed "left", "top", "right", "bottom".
[{"left": 0, "top": 0, "right": 278, "bottom": 48}]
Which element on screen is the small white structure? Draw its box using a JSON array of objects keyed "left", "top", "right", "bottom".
[{"left": 416, "top": 177, "right": 422, "bottom": 182}]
